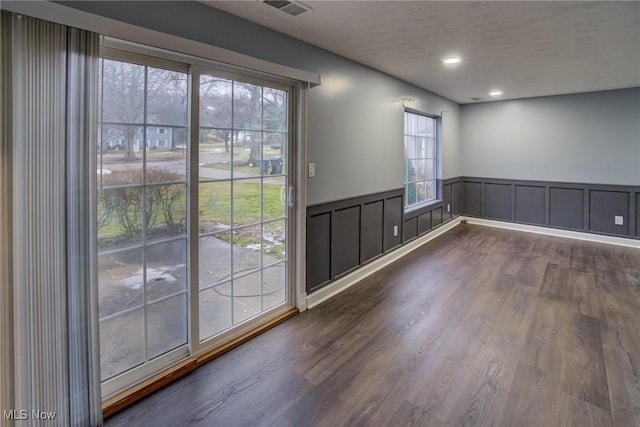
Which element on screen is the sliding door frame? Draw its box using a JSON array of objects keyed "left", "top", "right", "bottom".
[
  {"left": 99, "top": 40, "right": 298, "bottom": 399},
  {"left": 189, "top": 64, "right": 297, "bottom": 356}
]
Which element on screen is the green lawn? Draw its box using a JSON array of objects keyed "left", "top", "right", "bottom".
[{"left": 98, "top": 181, "right": 285, "bottom": 249}]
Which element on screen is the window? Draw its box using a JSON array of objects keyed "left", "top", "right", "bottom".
[
  {"left": 404, "top": 111, "right": 438, "bottom": 209},
  {"left": 157, "top": 139, "right": 167, "bottom": 147},
  {"left": 158, "top": 128, "right": 166, "bottom": 134}
]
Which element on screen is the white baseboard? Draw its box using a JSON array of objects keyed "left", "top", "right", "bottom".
[
  {"left": 465, "top": 217, "right": 640, "bottom": 249},
  {"left": 305, "top": 219, "right": 462, "bottom": 310}
]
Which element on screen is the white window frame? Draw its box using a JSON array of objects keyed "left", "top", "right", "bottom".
[{"left": 403, "top": 109, "right": 440, "bottom": 211}]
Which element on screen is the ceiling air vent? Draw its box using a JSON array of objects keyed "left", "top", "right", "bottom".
[
  {"left": 264, "top": 0, "right": 309, "bottom": 16},
  {"left": 470, "top": 97, "right": 483, "bottom": 102}
]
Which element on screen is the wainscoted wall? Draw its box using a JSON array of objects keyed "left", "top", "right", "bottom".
[
  {"left": 306, "top": 189, "right": 405, "bottom": 293},
  {"left": 461, "top": 177, "right": 640, "bottom": 239},
  {"left": 402, "top": 178, "right": 461, "bottom": 242},
  {"left": 306, "top": 178, "right": 463, "bottom": 293}
]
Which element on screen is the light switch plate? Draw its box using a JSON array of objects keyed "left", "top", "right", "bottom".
[
  {"left": 308, "top": 163, "right": 315, "bottom": 178},
  {"left": 393, "top": 225, "right": 398, "bottom": 236},
  {"left": 614, "top": 216, "right": 624, "bottom": 225}
]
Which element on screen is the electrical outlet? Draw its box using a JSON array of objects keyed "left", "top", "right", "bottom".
[
  {"left": 393, "top": 225, "right": 398, "bottom": 236},
  {"left": 308, "top": 163, "right": 315, "bottom": 178},
  {"left": 614, "top": 216, "right": 624, "bottom": 226}
]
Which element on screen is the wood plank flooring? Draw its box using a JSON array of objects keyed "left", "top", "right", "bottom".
[{"left": 106, "top": 224, "right": 640, "bottom": 427}]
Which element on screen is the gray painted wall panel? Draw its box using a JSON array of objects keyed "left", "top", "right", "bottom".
[
  {"left": 361, "top": 201, "right": 384, "bottom": 262},
  {"left": 332, "top": 206, "right": 360, "bottom": 277},
  {"left": 484, "top": 183, "right": 512, "bottom": 221},
  {"left": 306, "top": 213, "right": 331, "bottom": 291},
  {"left": 452, "top": 182, "right": 461, "bottom": 216},
  {"left": 637, "top": 194, "right": 640, "bottom": 237},
  {"left": 403, "top": 217, "right": 418, "bottom": 242},
  {"left": 461, "top": 88, "right": 640, "bottom": 186},
  {"left": 419, "top": 211, "right": 432, "bottom": 234},
  {"left": 515, "top": 185, "right": 546, "bottom": 225},
  {"left": 384, "top": 196, "right": 403, "bottom": 250},
  {"left": 463, "top": 182, "right": 482, "bottom": 216},
  {"left": 443, "top": 183, "right": 453, "bottom": 220},
  {"left": 589, "top": 190, "right": 629, "bottom": 236},
  {"left": 432, "top": 207, "right": 443, "bottom": 227},
  {"left": 549, "top": 187, "right": 584, "bottom": 230}
]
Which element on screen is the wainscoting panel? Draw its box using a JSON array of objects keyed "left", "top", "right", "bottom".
[
  {"left": 452, "top": 182, "right": 461, "bottom": 216},
  {"left": 589, "top": 190, "right": 629, "bottom": 236},
  {"left": 637, "top": 193, "right": 640, "bottom": 237},
  {"left": 306, "top": 213, "right": 331, "bottom": 292},
  {"left": 361, "top": 201, "right": 384, "bottom": 263},
  {"left": 306, "top": 189, "right": 404, "bottom": 292},
  {"left": 443, "top": 183, "right": 452, "bottom": 221},
  {"left": 515, "top": 185, "right": 546, "bottom": 225},
  {"left": 332, "top": 206, "right": 361, "bottom": 278},
  {"left": 403, "top": 177, "right": 461, "bottom": 244},
  {"left": 549, "top": 187, "right": 584, "bottom": 231},
  {"left": 384, "top": 196, "right": 403, "bottom": 251},
  {"left": 403, "top": 216, "right": 418, "bottom": 242},
  {"left": 431, "top": 207, "right": 443, "bottom": 228},
  {"left": 484, "top": 183, "right": 512, "bottom": 221},
  {"left": 463, "top": 181, "right": 482, "bottom": 217},
  {"left": 461, "top": 177, "right": 639, "bottom": 240},
  {"left": 418, "top": 211, "right": 432, "bottom": 234}
]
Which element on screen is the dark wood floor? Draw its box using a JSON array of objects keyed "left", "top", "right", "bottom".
[{"left": 106, "top": 224, "right": 640, "bottom": 427}]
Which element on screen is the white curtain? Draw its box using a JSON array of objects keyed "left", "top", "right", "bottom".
[{"left": 1, "top": 11, "right": 102, "bottom": 426}]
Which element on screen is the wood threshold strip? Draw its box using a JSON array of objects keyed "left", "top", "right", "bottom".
[{"left": 102, "top": 307, "right": 299, "bottom": 419}]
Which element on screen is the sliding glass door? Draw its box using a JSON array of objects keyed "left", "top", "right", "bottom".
[
  {"left": 196, "top": 72, "right": 290, "bottom": 343},
  {"left": 97, "top": 50, "right": 293, "bottom": 398}
]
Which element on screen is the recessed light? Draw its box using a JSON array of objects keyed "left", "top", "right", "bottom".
[
  {"left": 443, "top": 57, "right": 461, "bottom": 65},
  {"left": 489, "top": 90, "right": 503, "bottom": 97}
]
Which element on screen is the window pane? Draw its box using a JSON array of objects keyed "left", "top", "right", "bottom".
[
  {"left": 200, "top": 283, "right": 232, "bottom": 341},
  {"left": 263, "top": 261, "right": 286, "bottom": 311},
  {"left": 233, "top": 271, "right": 261, "bottom": 325},
  {"left": 147, "top": 293, "right": 188, "bottom": 359},
  {"left": 233, "top": 224, "right": 261, "bottom": 275},
  {"left": 98, "top": 247, "right": 143, "bottom": 318},
  {"left": 146, "top": 239, "right": 187, "bottom": 302},
  {"left": 200, "top": 181, "right": 231, "bottom": 233},
  {"left": 200, "top": 76, "right": 232, "bottom": 128},
  {"left": 263, "top": 88, "right": 287, "bottom": 132},
  {"left": 98, "top": 124, "right": 143, "bottom": 185},
  {"left": 263, "top": 176, "right": 286, "bottom": 222},
  {"left": 233, "top": 82, "right": 262, "bottom": 130},
  {"left": 145, "top": 127, "right": 187, "bottom": 180},
  {"left": 97, "top": 186, "right": 143, "bottom": 249},
  {"left": 232, "top": 130, "right": 261, "bottom": 177},
  {"left": 102, "top": 59, "right": 144, "bottom": 123},
  {"left": 145, "top": 184, "right": 187, "bottom": 240},
  {"left": 199, "top": 128, "right": 231, "bottom": 181},
  {"left": 200, "top": 232, "right": 232, "bottom": 288},
  {"left": 263, "top": 220, "right": 286, "bottom": 262},
  {"left": 233, "top": 179, "right": 262, "bottom": 226},
  {"left": 99, "top": 308, "right": 144, "bottom": 382},
  {"left": 263, "top": 132, "right": 286, "bottom": 177},
  {"left": 146, "top": 67, "right": 188, "bottom": 126}
]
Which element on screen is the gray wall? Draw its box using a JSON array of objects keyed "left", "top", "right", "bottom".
[
  {"left": 60, "top": 1, "right": 462, "bottom": 205},
  {"left": 461, "top": 88, "right": 640, "bottom": 186}
]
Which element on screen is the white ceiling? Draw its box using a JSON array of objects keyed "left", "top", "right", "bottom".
[{"left": 203, "top": 0, "right": 640, "bottom": 104}]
